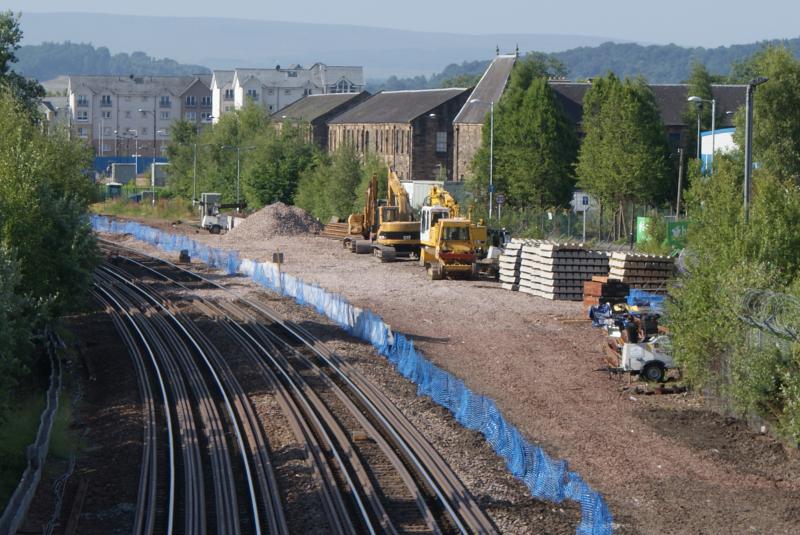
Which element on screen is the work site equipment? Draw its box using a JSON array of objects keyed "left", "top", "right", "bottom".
[
  {"left": 344, "top": 169, "right": 420, "bottom": 261},
  {"left": 418, "top": 185, "right": 491, "bottom": 280},
  {"left": 198, "top": 192, "right": 245, "bottom": 234}
]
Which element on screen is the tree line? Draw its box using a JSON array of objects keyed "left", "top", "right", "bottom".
[{"left": 0, "top": 12, "right": 98, "bottom": 405}]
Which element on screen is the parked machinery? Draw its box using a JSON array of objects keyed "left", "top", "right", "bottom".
[
  {"left": 344, "top": 168, "right": 421, "bottom": 261},
  {"left": 198, "top": 192, "right": 245, "bottom": 234}
]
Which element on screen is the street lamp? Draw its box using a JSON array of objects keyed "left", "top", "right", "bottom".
[
  {"left": 469, "top": 98, "right": 494, "bottom": 218},
  {"left": 687, "top": 95, "right": 716, "bottom": 173},
  {"left": 220, "top": 145, "right": 255, "bottom": 210},
  {"left": 744, "top": 76, "right": 769, "bottom": 223}
]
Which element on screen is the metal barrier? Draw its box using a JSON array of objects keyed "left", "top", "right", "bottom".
[
  {"left": 0, "top": 332, "right": 64, "bottom": 535},
  {"left": 91, "top": 215, "right": 614, "bottom": 535}
]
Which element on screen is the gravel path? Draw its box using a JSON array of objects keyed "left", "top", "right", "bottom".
[{"left": 105, "top": 217, "right": 800, "bottom": 534}]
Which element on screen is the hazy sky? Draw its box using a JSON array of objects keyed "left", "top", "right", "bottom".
[{"left": 6, "top": 0, "right": 797, "bottom": 47}]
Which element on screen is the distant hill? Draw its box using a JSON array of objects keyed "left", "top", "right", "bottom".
[
  {"left": 17, "top": 12, "right": 617, "bottom": 79},
  {"left": 16, "top": 42, "right": 210, "bottom": 82}
]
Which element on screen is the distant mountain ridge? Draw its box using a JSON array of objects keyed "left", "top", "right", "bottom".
[{"left": 17, "top": 12, "right": 618, "bottom": 78}]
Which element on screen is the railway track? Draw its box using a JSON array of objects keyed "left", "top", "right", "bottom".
[{"left": 96, "top": 239, "right": 497, "bottom": 534}]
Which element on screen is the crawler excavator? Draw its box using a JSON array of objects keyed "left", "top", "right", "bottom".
[
  {"left": 343, "top": 167, "right": 420, "bottom": 261},
  {"left": 419, "top": 185, "right": 491, "bottom": 280}
]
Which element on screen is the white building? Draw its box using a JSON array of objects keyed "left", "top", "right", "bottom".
[
  {"left": 211, "top": 63, "right": 363, "bottom": 123},
  {"left": 66, "top": 75, "right": 211, "bottom": 157}
]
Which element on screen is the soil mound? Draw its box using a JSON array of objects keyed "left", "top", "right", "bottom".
[{"left": 224, "top": 202, "right": 322, "bottom": 241}]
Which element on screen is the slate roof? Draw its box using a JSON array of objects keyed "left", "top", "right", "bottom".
[
  {"left": 329, "top": 88, "right": 470, "bottom": 124},
  {"left": 549, "top": 82, "right": 748, "bottom": 128},
  {"left": 68, "top": 75, "right": 210, "bottom": 96},
  {"left": 272, "top": 92, "right": 370, "bottom": 123},
  {"left": 454, "top": 55, "right": 516, "bottom": 124}
]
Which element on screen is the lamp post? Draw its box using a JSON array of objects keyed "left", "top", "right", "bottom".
[
  {"left": 469, "top": 98, "right": 494, "bottom": 218},
  {"left": 687, "top": 95, "right": 716, "bottom": 173},
  {"left": 220, "top": 145, "right": 255, "bottom": 210},
  {"left": 744, "top": 76, "right": 769, "bottom": 223}
]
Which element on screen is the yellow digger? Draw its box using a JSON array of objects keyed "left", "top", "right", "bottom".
[
  {"left": 418, "top": 185, "right": 489, "bottom": 280},
  {"left": 343, "top": 168, "right": 420, "bottom": 261}
]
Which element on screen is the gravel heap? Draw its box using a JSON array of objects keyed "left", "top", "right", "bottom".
[{"left": 224, "top": 202, "right": 322, "bottom": 241}]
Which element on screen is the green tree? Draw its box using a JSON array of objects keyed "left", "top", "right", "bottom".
[
  {"left": 732, "top": 46, "right": 800, "bottom": 182},
  {"left": 163, "top": 119, "right": 199, "bottom": 199},
  {"left": 469, "top": 55, "right": 576, "bottom": 213},
  {"left": 576, "top": 74, "right": 672, "bottom": 211},
  {"left": 0, "top": 12, "right": 44, "bottom": 112},
  {"left": 682, "top": 62, "right": 715, "bottom": 159}
]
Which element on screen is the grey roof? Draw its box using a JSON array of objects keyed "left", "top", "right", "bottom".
[
  {"left": 454, "top": 55, "right": 516, "bottom": 124},
  {"left": 272, "top": 92, "right": 370, "bottom": 123},
  {"left": 549, "top": 82, "right": 747, "bottom": 128},
  {"left": 68, "top": 75, "right": 210, "bottom": 96},
  {"left": 212, "top": 70, "right": 235, "bottom": 88},
  {"left": 329, "top": 88, "right": 469, "bottom": 124}
]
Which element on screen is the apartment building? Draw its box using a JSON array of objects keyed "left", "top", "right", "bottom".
[
  {"left": 66, "top": 75, "right": 212, "bottom": 156},
  {"left": 211, "top": 63, "right": 363, "bottom": 122}
]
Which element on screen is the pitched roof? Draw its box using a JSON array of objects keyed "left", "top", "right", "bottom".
[
  {"left": 272, "top": 92, "right": 370, "bottom": 123},
  {"left": 68, "top": 75, "right": 209, "bottom": 96},
  {"left": 329, "top": 88, "right": 470, "bottom": 124},
  {"left": 211, "top": 70, "right": 235, "bottom": 89},
  {"left": 549, "top": 82, "right": 748, "bottom": 128},
  {"left": 454, "top": 55, "right": 516, "bottom": 124}
]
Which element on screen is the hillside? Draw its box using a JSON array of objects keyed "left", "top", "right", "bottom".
[{"left": 16, "top": 42, "right": 210, "bottom": 82}]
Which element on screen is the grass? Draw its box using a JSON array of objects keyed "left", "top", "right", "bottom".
[
  {"left": 0, "top": 392, "right": 45, "bottom": 509},
  {"left": 92, "top": 196, "right": 195, "bottom": 221}
]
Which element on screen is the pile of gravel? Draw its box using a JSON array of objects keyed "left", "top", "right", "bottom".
[{"left": 224, "top": 202, "right": 322, "bottom": 241}]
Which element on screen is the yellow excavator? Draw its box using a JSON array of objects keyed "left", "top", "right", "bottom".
[
  {"left": 418, "top": 185, "right": 489, "bottom": 280},
  {"left": 343, "top": 167, "right": 420, "bottom": 261}
]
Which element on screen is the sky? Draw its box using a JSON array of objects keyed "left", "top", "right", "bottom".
[{"left": 6, "top": 0, "right": 798, "bottom": 47}]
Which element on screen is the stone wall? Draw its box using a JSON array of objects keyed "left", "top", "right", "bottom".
[
  {"left": 453, "top": 123, "right": 483, "bottom": 182},
  {"left": 328, "top": 123, "right": 413, "bottom": 178}
]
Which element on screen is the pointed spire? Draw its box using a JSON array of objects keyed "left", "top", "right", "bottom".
[
  {"left": 515, "top": 44, "right": 519, "bottom": 58},
  {"left": 496, "top": 44, "right": 500, "bottom": 56}
]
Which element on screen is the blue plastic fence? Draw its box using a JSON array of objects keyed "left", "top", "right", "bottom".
[{"left": 91, "top": 215, "right": 613, "bottom": 535}]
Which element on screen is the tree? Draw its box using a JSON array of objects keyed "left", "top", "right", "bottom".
[
  {"left": 0, "top": 12, "right": 44, "bottom": 111},
  {"left": 469, "top": 55, "right": 576, "bottom": 213},
  {"left": 682, "top": 62, "right": 715, "bottom": 159},
  {"left": 732, "top": 46, "right": 800, "bottom": 183},
  {"left": 576, "top": 74, "right": 672, "bottom": 211}
]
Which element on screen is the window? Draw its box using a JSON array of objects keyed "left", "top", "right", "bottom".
[
  {"left": 224, "top": 89, "right": 234, "bottom": 100},
  {"left": 125, "top": 111, "right": 131, "bottom": 118},
  {"left": 100, "top": 94, "right": 112, "bottom": 106},
  {"left": 436, "top": 131, "right": 447, "bottom": 153},
  {"left": 77, "top": 110, "right": 88, "bottom": 122},
  {"left": 141, "top": 127, "right": 148, "bottom": 135},
  {"left": 201, "top": 112, "right": 212, "bottom": 122},
  {"left": 267, "top": 88, "right": 274, "bottom": 95},
  {"left": 77, "top": 127, "right": 87, "bottom": 138},
  {"left": 365, "top": 131, "right": 369, "bottom": 150},
  {"left": 330, "top": 79, "right": 353, "bottom": 94},
  {"left": 201, "top": 96, "right": 211, "bottom": 107},
  {"left": 160, "top": 111, "right": 170, "bottom": 120},
  {"left": 101, "top": 110, "right": 112, "bottom": 119},
  {"left": 77, "top": 94, "right": 88, "bottom": 107},
  {"left": 185, "top": 95, "right": 196, "bottom": 106},
  {"left": 246, "top": 89, "right": 259, "bottom": 100},
  {"left": 303, "top": 88, "right": 312, "bottom": 96},
  {"left": 185, "top": 111, "right": 197, "bottom": 121},
  {"left": 159, "top": 95, "right": 171, "bottom": 108},
  {"left": 287, "top": 71, "right": 297, "bottom": 77}
]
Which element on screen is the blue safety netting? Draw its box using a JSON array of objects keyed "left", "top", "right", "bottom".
[{"left": 92, "top": 215, "right": 613, "bottom": 535}]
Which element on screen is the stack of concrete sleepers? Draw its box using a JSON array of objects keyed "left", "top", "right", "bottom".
[
  {"left": 608, "top": 252, "right": 674, "bottom": 293},
  {"left": 518, "top": 242, "right": 610, "bottom": 300},
  {"left": 498, "top": 240, "right": 525, "bottom": 291}
]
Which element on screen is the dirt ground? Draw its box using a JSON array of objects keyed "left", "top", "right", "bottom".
[{"left": 106, "top": 218, "right": 800, "bottom": 534}]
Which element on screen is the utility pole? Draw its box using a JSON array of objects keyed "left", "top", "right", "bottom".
[
  {"left": 744, "top": 77, "right": 768, "bottom": 223},
  {"left": 676, "top": 147, "right": 684, "bottom": 216}
]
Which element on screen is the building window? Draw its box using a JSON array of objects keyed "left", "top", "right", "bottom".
[
  {"left": 330, "top": 79, "right": 353, "bottom": 94},
  {"left": 303, "top": 88, "right": 311, "bottom": 96},
  {"left": 77, "top": 110, "right": 88, "bottom": 122},
  {"left": 267, "top": 89, "right": 274, "bottom": 95},
  {"left": 268, "top": 105, "right": 273, "bottom": 111},
  {"left": 201, "top": 112, "right": 212, "bottom": 122},
  {"left": 224, "top": 89, "right": 234, "bottom": 100},
  {"left": 160, "top": 111, "right": 170, "bottom": 120},
  {"left": 185, "top": 111, "right": 197, "bottom": 121},
  {"left": 159, "top": 95, "right": 171, "bottom": 108},
  {"left": 125, "top": 111, "right": 131, "bottom": 118},
  {"left": 101, "top": 110, "right": 112, "bottom": 119},
  {"left": 77, "top": 94, "right": 88, "bottom": 107},
  {"left": 201, "top": 96, "right": 211, "bottom": 107},
  {"left": 436, "top": 131, "right": 447, "bottom": 153},
  {"left": 287, "top": 71, "right": 298, "bottom": 77},
  {"left": 185, "top": 95, "right": 196, "bottom": 107},
  {"left": 141, "top": 127, "right": 148, "bottom": 135},
  {"left": 77, "top": 127, "right": 87, "bottom": 138},
  {"left": 246, "top": 89, "right": 259, "bottom": 101},
  {"left": 365, "top": 131, "right": 369, "bottom": 150},
  {"left": 100, "top": 94, "right": 112, "bottom": 107}
]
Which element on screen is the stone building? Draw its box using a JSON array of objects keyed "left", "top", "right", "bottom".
[
  {"left": 211, "top": 63, "right": 364, "bottom": 122},
  {"left": 453, "top": 54, "right": 516, "bottom": 182},
  {"left": 327, "top": 88, "right": 471, "bottom": 181},
  {"left": 272, "top": 91, "right": 371, "bottom": 149},
  {"left": 66, "top": 75, "right": 211, "bottom": 157}
]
